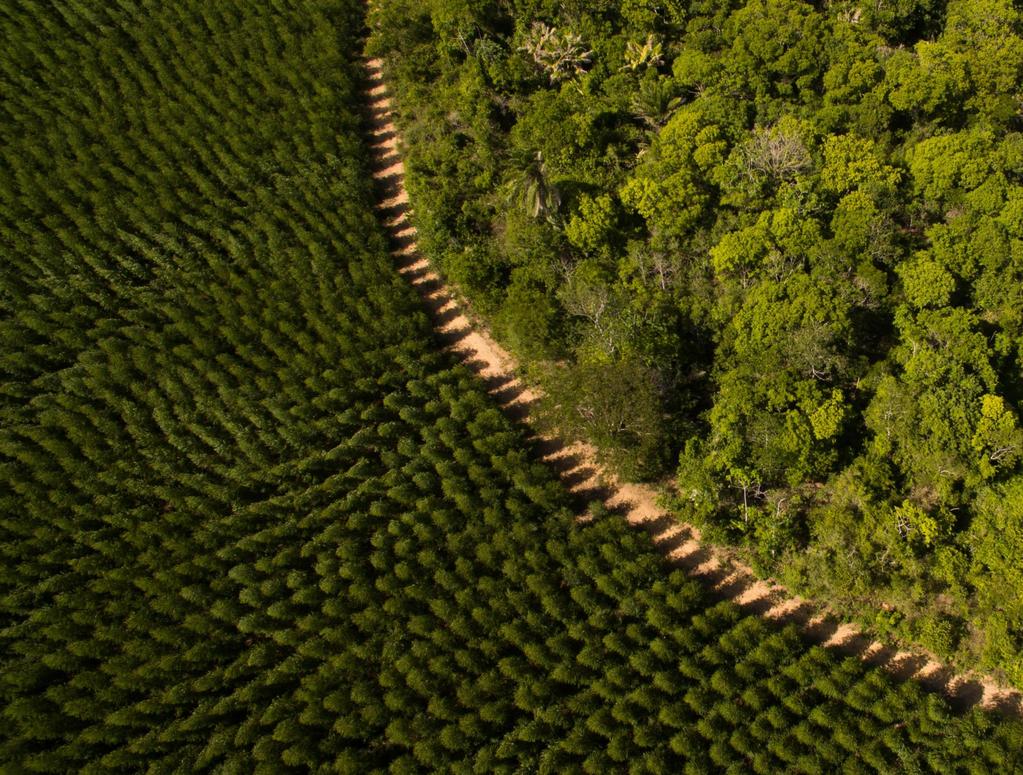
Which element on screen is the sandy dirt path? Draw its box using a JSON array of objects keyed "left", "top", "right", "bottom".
[{"left": 361, "top": 57, "right": 1021, "bottom": 716}]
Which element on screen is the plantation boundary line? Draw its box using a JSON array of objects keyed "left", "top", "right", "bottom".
[{"left": 360, "top": 56, "right": 1022, "bottom": 717}]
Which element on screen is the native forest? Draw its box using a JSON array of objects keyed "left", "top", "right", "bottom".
[{"left": 4, "top": 0, "right": 1023, "bottom": 772}]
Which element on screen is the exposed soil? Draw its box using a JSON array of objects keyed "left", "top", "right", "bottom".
[{"left": 361, "top": 57, "right": 1022, "bottom": 718}]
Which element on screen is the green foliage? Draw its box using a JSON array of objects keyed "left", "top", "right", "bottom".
[
  {"left": 505, "top": 150, "right": 563, "bottom": 221},
  {"left": 14, "top": 4, "right": 1021, "bottom": 770},
  {"left": 496, "top": 271, "right": 563, "bottom": 359},
  {"left": 631, "top": 74, "right": 683, "bottom": 130},
  {"left": 620, "top": 106, "right": 725, "bottom": 238},
  {"left": 820, "top": 134, "right": 901, "bottom": 196},
  {"left": 969, "top": 478, "right": 1023, "bottom": 684},
  {"left": 369, "top": 0, "right": 1023, "bottom": 688},
  {"left": 899, "top": 254, "right": 956, "bottom": 309},
  {"left": 972, "top": 395, "right": 1023, "bottom": 478},
  {"left": 907, "top": 127, "right": 1001, "bottom": 210},
  {"left": 887, "top": 0, "right": 1023, "bottom": 124},
  {"left": 566, "top": 193, "right": 618, "bottom": 255},
  {"left": 539, "top": 358, "right": 667, "bottom": 480},
  {"left": 724, "top": 0, "right": 828, "bottom": 105},
  {"left": 705, "top": 272, "right": 854, "bottom": 492}
]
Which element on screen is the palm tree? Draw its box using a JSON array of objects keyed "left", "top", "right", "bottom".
[
  {"left": 519, "top": 22, "right": 593, "bottom": 84},
  {"left": 631, "top": 77, "right": 682, "bottom": 130},
  {"left": 503, "top": 150, "right": 561, "bottom": 220},
  {"left": 622, "top": 34, "right": 665, "bottom": 72}
]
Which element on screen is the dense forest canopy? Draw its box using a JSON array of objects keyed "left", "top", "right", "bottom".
[{"left": 367, "top": 0, "right": 1023, "bottom": 683}]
